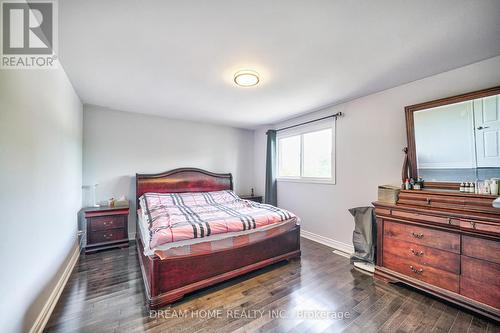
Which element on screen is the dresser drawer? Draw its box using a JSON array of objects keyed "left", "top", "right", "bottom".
[
  {"left": 398, "top": 192, "right": 465, "bottom": 210},
  {"left": 89, "top": 228, "right": 126, "bottom": 244},
  {"left": 460, "top": 256, "right": 500, "bottom": 308},
  {"left": 383, "top": 252, "right": 459, "bottom": 292},
  {"left": 383, "top": 237, "right": 459, "bottom": 274},
  {"left": 462, "top": 235, "right": 500, "bottom": 264},
  {"left": 390, "top": 209, "right": 457, "bottom": 227},
  {"left": 90, "top": 216, "right": 126, "bottom": 231},
  {"left": 384, "top": 221, "right": 460, "bottom": 253},
  {"left": 458, "top": 219, "right": 500, "bottom": 236}
]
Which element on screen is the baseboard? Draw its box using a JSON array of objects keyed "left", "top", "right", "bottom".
[
  {"left": 300, "top": 229, "right": 354, "bottom": 254},
  {"left": 29, "top": 243, "right": 80, "bottom": 333}
]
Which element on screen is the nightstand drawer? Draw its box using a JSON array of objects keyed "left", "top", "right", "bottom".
[
  {"left": 89, "top": 228, "right": 126, "bottom": 244},
  {"left": 90, "top": 216, "right": 126, "bottom": 231},
  {"left": 241, "top": 196, "right": 263, "bottom": 203}
]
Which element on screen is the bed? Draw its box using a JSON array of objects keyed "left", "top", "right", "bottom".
[{"left": 135, "top": 167, "right": 301, "bottom": 308}]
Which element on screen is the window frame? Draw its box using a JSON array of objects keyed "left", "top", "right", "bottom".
[{"left": 276, "top": 118, "right": 336, "bottom": 185}]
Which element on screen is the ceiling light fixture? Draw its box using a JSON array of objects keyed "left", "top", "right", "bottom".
[{"left": 234, "top": 70, "right": 260, "bottom": 87}]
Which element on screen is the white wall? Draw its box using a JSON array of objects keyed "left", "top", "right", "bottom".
[
  {"left": 83, "top": 105, "right": 255, "bottom": 236},
  {"left": 254, "top": 55, "right": 500, "bottom": 249},
  {"left": 0, "top": 64, "right": 82, "bottom": 333}
]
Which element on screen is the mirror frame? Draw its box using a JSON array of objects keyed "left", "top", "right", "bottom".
[{"left": 405, "top": 85, "right": 500, "bottom": 190}]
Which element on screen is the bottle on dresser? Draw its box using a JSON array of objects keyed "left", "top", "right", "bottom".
[
  {"left": 490, "top": 179, "right": 499, "bottom": 195},
  {"left": 484, "top": 180, "right": 491, "bottom": 195}
]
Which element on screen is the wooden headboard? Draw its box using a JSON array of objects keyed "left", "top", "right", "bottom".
[{"left": 136, "top": 167, "right": 233, "bottom": 206}]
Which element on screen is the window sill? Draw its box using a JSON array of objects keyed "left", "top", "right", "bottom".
[{"left": 276, "top": 178, "right": 336, "bottom": 185}]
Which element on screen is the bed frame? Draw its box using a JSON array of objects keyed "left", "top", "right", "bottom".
[{"left": 136, "top": 167, "right": 301, "bottom": 308}]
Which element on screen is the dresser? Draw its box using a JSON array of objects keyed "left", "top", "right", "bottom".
[
  {"left": 374, "top": 189, "right": 500, "bottom": 321},
  {"left": 83, "top": 205, "right": 130, "bottom": 253}
]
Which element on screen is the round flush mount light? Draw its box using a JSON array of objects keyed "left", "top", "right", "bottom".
[{"left": 234, "top": 70, "right": 260, "bottom": 87}]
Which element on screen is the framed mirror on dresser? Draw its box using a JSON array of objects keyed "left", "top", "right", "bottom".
[{"left": 374, "top": 86, "right": 500, "bottom": 321}]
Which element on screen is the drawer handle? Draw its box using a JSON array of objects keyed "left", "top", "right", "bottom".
[
  {"left": 410, "top": 265, "right": 424, "bottom": 274},
  {"left": 411, "top": 232, "right": 424, "bottom": 239},
  {"left": 103, "top": 221, "right": 113, "bottom": 226},
  {"left": 410, "top": 248, "right": 424, "bottom": 256},
  {"left": 447, "top": 218, "right": 452, "bottom": 225},
  {"left": 470, "top": 221, "right": 476, "bottom": 229},
  {"left": 426, "top": 198, "right": 431, "bottom": 205},
  {"left": 104, "top": 233, "right": 113, "bottom": 238}
]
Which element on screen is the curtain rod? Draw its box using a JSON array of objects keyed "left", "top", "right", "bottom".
[{"left": 267, "top": 112, "right": 343, "bottom": 134}]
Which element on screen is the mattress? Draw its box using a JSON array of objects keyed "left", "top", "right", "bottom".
[
  {"left": 139, "top": 190, "right": 298, "bottom": 250},
  {"left": 138, "top": 211, "right": 298, "bottom": 259}
]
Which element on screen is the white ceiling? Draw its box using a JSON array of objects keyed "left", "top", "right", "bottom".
[{"left": 59, "top": 0, "right": 500, "bottom": 128}]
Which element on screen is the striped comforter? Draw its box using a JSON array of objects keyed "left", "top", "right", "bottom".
[{"left": 139, "top": 190, "right": 297, "bottom": 248}]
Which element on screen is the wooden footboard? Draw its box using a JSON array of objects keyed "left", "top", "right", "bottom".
[{"left": 136, "top": 225, "right": 301, "bottom": 308}]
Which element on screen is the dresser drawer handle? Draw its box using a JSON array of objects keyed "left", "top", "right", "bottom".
[
  {"left": 411, "top": 232, "right": 424, "bottom": 239},
  {"left": 103, "top": 233, "right": 113, "bottom": 238},
  {"left": 447, "top": 218, "right": 452, "bottom": 225},
  {"left": 469, "top": 221, "right": 476, "bottom": 229},
  {"left": 410, "top": 265, "right": 424, "bottom": 274},
  {"left": 103, "top": 221, "right": 114, "bottom": 226},
  {"left": 426, "top": 198, "right": 431, "bottom": 205},
  {"left": 410, "top": 248, "right": 424, "bottom": 256}
]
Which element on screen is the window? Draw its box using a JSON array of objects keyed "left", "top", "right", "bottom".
[{"left": 277, "top": 120, "right": 335, "bottom": 183}]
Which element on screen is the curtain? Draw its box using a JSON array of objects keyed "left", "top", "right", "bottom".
[{"left": 265, "top": 130, "right": 277, "bottom": 206}]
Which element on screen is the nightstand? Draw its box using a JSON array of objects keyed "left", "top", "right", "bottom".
[
  {"left": 240, "top": 195, "right": 263, "bottom": 203},
  {"left": 82, "top": 204, "right": 129, "bottom": 253}
]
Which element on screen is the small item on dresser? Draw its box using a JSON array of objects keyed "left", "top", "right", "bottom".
[
  {"left": 490, "top": 179, "right": 499, "bottom": 196},
  {"left": 464, "top": 182, "right": 469, "bottom": 193},
  {"left": 413, "top": 177, "right": 423, "bottom": 190},
  {"left": 378, "top": 185, "right": 401, "bottom": 204},
  {"left": 404, "top": 179, "right": 411, "bottom": 190},
  {"left": 477, "top": 181, "right": 487, "bottom": 194},
  {"left": 460, "top": 182, "right": 465, "bottom": 192},
  {"left": 108, "top": 198, "right": 115, "bottom": 207},
  {"left": 251, "top": 187, "right": 254, "bottom": 196},
  {"left": 115, "top": 195, "right": 128, "bottom": 207},
  {"left": 410, "top": 178, "right": 415, "bottom": 189},
  {"left": 484, "top": 180, "right": 491, "bottom": 195},
  {"left": 469, "top": 182, "right": 475, "bottom": 193}
]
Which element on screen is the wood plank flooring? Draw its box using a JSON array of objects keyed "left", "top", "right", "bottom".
[{"left": 45, "top": 238, "right": 499, "bottom": 333}]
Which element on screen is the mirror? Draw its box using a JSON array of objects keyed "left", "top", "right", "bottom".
[{"left": 406, "top": 87, "right": 500, "bottom": 185}]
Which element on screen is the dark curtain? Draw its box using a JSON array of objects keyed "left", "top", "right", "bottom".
[{"left": 265, "top": 130, "right": 277, "bottom": 206}]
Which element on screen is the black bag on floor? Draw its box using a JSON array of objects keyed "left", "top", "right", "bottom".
[{"left": 349, "top": 206, "right": 376, "bottom": 264}]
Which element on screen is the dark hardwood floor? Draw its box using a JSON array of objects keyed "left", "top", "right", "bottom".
[{"left": 45, "top": 238, "right": 499, "bottom": 333}]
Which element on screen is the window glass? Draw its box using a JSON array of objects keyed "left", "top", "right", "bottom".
[
  {"left": 303, "top": 129, "right": 332, "bottom": 178},
  {"left": 278, "top": 135, "right": 301, "bottom": 177}
]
